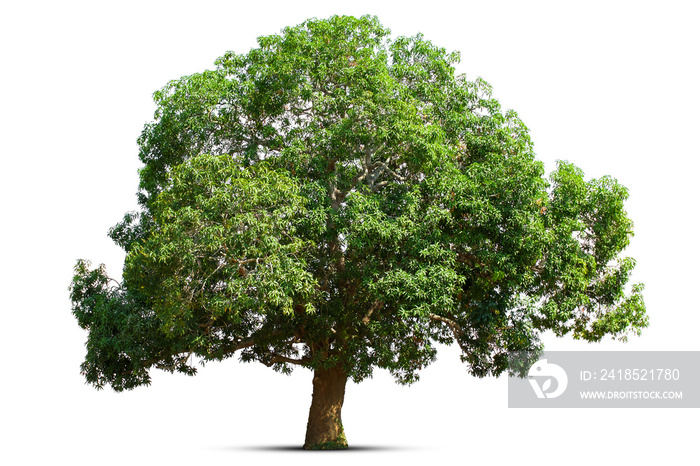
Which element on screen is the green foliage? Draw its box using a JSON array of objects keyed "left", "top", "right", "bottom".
[
  {"left": 70, "top": 15, "right": 647, "bottom": 391},
  {"left": 70, "top": 260, "right": 196, "bottom": 390}
]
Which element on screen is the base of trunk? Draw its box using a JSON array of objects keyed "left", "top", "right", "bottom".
[
  {"left": 303, "top": 366, "right": 348, "bottom": 450},
  {"left": 303, "top": 434, "right": 348, "bottom": 450}
]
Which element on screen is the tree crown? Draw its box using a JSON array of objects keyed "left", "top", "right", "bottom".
[{"left": 71, "top": 15, "right": 647, "bottom": 390}]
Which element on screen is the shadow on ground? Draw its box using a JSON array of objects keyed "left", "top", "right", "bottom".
[{"left": 222, "top": 444, "right": 420, "bottom": 452}]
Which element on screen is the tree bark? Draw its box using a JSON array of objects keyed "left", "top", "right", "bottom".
[{"left": 303, "top": 366, "right": 348, "bottom": 449}]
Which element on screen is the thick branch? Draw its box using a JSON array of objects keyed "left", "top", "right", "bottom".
[
  {"left": 370, "top": 180, "right": 390, "bottom": 192},
  {"left": 220, "top": 336, "right": 258, "bottom": 354},
  {"left": 262, "top": 353, "right": 311, "bottom": 366},
  {"left": 328, "top": 185, "right": 346, "bottom": 209}
]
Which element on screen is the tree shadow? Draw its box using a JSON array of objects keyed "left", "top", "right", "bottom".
[{"left": 223, "top": 444, "right": 417, "bottom": 452}]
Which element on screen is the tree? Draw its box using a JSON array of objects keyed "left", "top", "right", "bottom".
[{"left": 70, "top": 15, "right": 647, "bottom": 449}]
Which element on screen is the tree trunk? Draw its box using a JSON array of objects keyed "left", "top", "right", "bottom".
[{"left": 303, "top": 366, "right": 348, "bottom": 450}]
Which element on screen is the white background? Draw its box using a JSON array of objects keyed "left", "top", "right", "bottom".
[{"left": 1, "top": 0, "right": 698, "bottom": 464}]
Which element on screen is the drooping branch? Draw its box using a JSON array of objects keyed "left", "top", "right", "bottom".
[
  {"left": 429, "top": 313, "right": 470, "bottom": 353},
  {"left": 429, "top": 313, "right": 462, "bottom": 334}
]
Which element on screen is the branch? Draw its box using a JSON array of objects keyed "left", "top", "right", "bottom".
[
  {"left": 347, "top": 144, "right": 392, "bottom": 192},
  {"left": 429, "top": 313, "right": 463, "bottom": 335},
  {"left": 232, "top": 257, "right": 263, "bottom": 266},
  {"left": 221, "top": 336, "right": 257, "bottom": 354},
  {"left": 350, "top": 163, "right": 370, "bottom": 187},
  {"left": 328, "top": 185, "right": 347, "bottom": 209},
  {"left": 107, "top": 277, "right": 122, "bottom": 290},
  {"left": 362, "top": 300, "right": 384, "bottom": 325},
  {"left": 455, "top": 251, "right": 477, "bottom": 266},
  {"left": 371, "top": 161, "right": 406, "bottom": 182},
  {"left": 429, "top": 313, "right": 470, "bottom": 354},
  {"left": 219, "top": 329, "right": 291, "bottom": 357},
  {"left": 370, "top": 180, "right": 390, "bottom": 192},
  {"left": 262, "top": 353, "right": 310, "bottom": 366}
]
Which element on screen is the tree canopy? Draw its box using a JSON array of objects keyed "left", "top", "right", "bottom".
[{"left": 70, "top": 15, "right": 647, "bottom": 448}]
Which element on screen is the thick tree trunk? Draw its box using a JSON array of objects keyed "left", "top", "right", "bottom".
[{"left": 303, "top": 366, "right": 348, "bottom": 450}]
